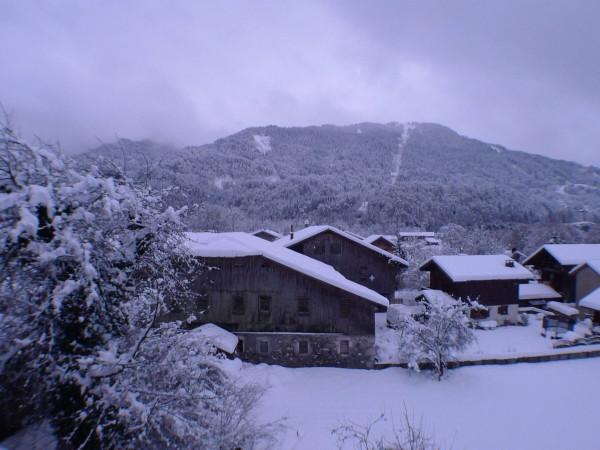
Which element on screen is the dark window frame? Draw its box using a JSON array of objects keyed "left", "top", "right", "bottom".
[
  {"left": 232, "top": 295, "right": 245, "bottom": 315},
  {"left": 497, "top": 305, "right": 509, "bottom": 316},
  {"left": 259, "top": 295, "right": 272, "bottom": 315},
  {"left": 340, "top": 340, "right": 350, "bottom": 355},
  {"left": 297, "top": 297, "right": 310, "bottom": 315},
  {"left": 298, "top": 340, "right": 309, "bottom": 354},
  {"left": 258, "top": 340, "right": 270, "bottom": 354}
]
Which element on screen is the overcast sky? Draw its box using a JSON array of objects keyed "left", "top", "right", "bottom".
[{"left": 1, "top": 0, "right": 599, "bottom": 165}]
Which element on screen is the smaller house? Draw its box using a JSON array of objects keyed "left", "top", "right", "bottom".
[
  {"left": 364, "top": 234, "right": 397, "bottom": 253},
  {"left": 569, "top": 259, "right": 600, "bottom": 304},
  {"left": 579, "top": 288, "right": 600, "bottom": 324},
  {"left": 518, "top": 283, "right": 562, "bottom": 307},
  {"left": 251, "top": 229, "right": 282, "bottom": 242},
  {"left": 523, "top": 244, "right": 600, "bottom": 301},
  {"left": 419, "top": 254, "right": 533, "bottom": 324}
]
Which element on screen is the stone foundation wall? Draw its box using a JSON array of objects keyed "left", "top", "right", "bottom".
[{"left": 236, "top": 332, "right": 375, "bottom": 368}]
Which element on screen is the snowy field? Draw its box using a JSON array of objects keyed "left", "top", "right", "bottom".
[{"left": 244, "top": 357, "right": 600, "bottom": 450}]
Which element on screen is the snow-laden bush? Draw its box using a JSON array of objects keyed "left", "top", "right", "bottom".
[
  {"left": 0, "top": 121, "right": 274, "bottom": 448},
  {"left": 395, "top": 292, "right": 477, "bottom": 381}
]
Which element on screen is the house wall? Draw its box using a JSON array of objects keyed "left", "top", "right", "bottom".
[
  {"left": 236, "top": 332, "right": 376, "bottom": 368},
  {"left": 287, "top": 230, "right": 402, "bottom": 299},
  {"left": 182, "top": 255, "right": 378, "bottom": 335},
  {"left": 574, "top": 267, "right": 600, "bottom": 303},
  {"left": 428, "top": 267, "right": 522, "bottom": 306}
]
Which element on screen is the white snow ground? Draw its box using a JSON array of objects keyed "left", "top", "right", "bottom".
[{"left": 245, "top": 357, "right": 600, "bottom": 450}]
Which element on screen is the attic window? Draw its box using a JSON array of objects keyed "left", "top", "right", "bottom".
[
  {"left": 259, "top": 295, "right": 272, "bottom": 315},
  {"left": 313, "top": 242, "right": 325, "bottom": 255},
  {"left": 297, "top": 297, "right": 310, "bottom": 315},
  {"left": 232, "top": 295, "right": 245, "bottom": 315}
]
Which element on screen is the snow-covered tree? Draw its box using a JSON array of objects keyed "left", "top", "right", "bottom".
[
  {"left": 0, "top": 121, "right": 273, "bottom": 448},
  {"left": 395, "top": 292, "right": 477, "bottom": 381}
]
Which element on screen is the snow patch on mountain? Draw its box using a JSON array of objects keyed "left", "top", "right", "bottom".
[
  {"left": 390, "top": 123, "right": 415, "bottom": 184},
  {"left": 214, "top": 176, "right": 235, "bottom": 190},
  {"left": 253, "top": 134, "right": 272, "bottom": 155}
]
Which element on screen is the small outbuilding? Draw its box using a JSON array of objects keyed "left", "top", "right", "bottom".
[
  {"left": 518, "top": 282, "right": 562, "bottom": 307},
  {"left": 364, "top": 234, "right": 397, "bottom": 254}
]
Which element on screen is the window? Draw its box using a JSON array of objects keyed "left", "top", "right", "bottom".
[
  {"left": 297, "top": 297, "right": 310, "bottom": 315},
  {"left": 340, "top": 299, "right": 351, "bottom": 318},
  {"left": 298, "top": 340, "right": 309, "bottom": 354},
  {"left": 330, "top": 241, "right": 342, "bottom": 255},
  {"left": 259, "top": 295, "right": 272, "bottom": 315},
  {"left": 232, "top": 295, "right": 245, "bottom": 315},
  {"left": 359, "top": 266, "right": 369, "bottom": 282},
  {"left": 313, "top": 242, "right": 325, "bottom": 255},
  {"left": 498, "top": 305, "right": 509, "bottom": 316},
  {"left": 237, "top": 338, "right": 244, "bottom": 354},
  {"left": 339, "top": 340, "right": 350, "bottom": 355},
  {"left": 258, "top": 340, "right": 270, "bottom": 354}
]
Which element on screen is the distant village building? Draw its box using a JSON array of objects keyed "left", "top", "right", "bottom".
[
  {"left": 397, "top": 231, "right": 436, "bottom": 242},
  {"left": 570, "top": 259, "right": 600, "bottom": 323},
  {"left": 419, "top": 254, "right": 533, "bottom": 324},
  {"left": 251, "top": 229, "right": 282, "bottom": 242},
  {"left": 178, "top": 232, "right": 389, "bottom": 368},
  {"left": 523, "top": 244, "right": 600, "bottom": 301},
  {"left": 275, "top": 225, "right": 408, "bottom": 300},
  {"left": 364, "top": 234, "right": 397, "bottom": 254}
]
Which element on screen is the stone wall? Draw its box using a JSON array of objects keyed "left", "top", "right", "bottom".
[{"left": 236, "top": 332, "right": 376, "bottom": 368}]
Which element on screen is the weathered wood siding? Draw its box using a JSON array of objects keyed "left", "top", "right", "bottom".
[
  {"left": 429, "top": 267, "right": 521, "bottom": 306},
  {"left": 574, "top": 266, "right": 600, "bottom": 302},
  {"left": 174, "top": 255, "right": 378, "bottom": 335},
  {"left": 286, "top": 230, "right": 402, "bottom": 299}
]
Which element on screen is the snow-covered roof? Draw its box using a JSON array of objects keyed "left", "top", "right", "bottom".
[
  {"left": 418, "top": 289, "right": 456, "bottom": 306},
  {"left": 252, "top": 229, "right": 282, "bottom": 238},
  {"left": 364, "top": 234, "right": 396, "bottom": 245},
  {"left": 524, "top": 244, "right": 600, "bottom": 267},
  {"left": 185, "top": 232, "right": 389, "bottom": 308},
  {"left": 546, "top": 301, "right": 579, "bottom": 317},
  {"left": 192, "top": 323, "right": 238, "bottom": 354},
  {"left": 420, "top": 255, "right": 533, "bottom": 282},
  {"left": 275, "top": 226, "right": 408, "bottom": 266},
  {"left": 580, "top": 287, "right": 600, "bottom": 312},
  {"left": 569, "top": 259, "right": 600, "bottom": 276},
  {"left": 519, "top": 283, "right": 562, "bottom": 300},
  {"left": 398, "top": 231, "right": 435, "bottom": 238}
]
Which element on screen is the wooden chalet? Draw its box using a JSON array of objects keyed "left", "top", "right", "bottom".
[
  {"left": 570, "top": 260, "right": 600, "bottom": 323},
  {"left": 523, "top": 244, "right": 600, "bottom": 301},
  {"left": 419, "top": 254, "right": 533, "bottom": 324},
  {"left": 251, "top": 228, "right": 282, "bottom": 242},
  {"left": 364, "top": 234, "right": 397, "bottom": 254},
  {"left": 174, "top": 232, "right": 389, "bottom": 368},
  {"left": 275, "top": 225, "right": 408, "bottom": 300}
]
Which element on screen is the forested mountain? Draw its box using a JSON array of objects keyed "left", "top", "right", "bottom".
[{"left": 77, "top": 122, "right": 600, "bottom": 239}]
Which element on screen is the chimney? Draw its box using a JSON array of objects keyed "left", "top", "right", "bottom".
[
  {"left": 290, "top": 224, "right": 294, "bottom": 240},
  {"left": 505, "top": 259, "right": 515, "bottom": 267}
]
